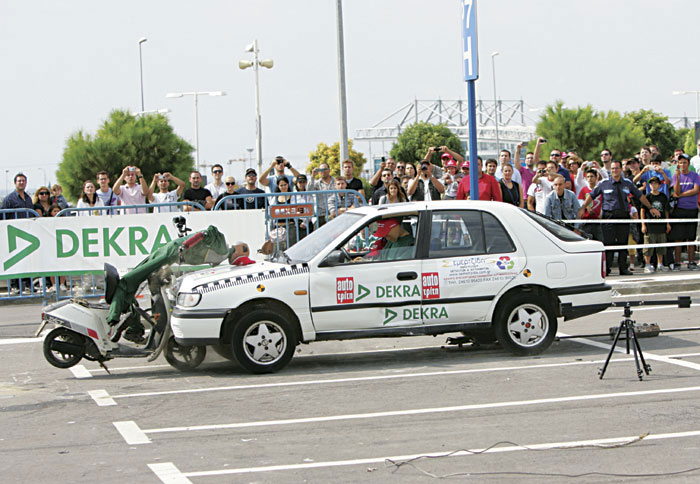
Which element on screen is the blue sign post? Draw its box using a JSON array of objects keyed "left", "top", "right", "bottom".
[{"left": 462, "top": 0, "right": 479, "bottom": 199}]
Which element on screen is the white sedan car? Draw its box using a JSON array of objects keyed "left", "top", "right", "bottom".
[{"left": 171, "top": 201, "right": 611, "bottom": 373}]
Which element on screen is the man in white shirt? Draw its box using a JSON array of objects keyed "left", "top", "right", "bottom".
[
  {"left": 148, "top": 172, "right": 186, "bottom": 212},
  {"left": 527, "top": 160, "right": 556, "bottom": 214},
  {"left": 113, "top": 165, "right": 150, "bottom": 214},
  {"left": 205, "top": 164, "right": 227, "bottom": 200}
]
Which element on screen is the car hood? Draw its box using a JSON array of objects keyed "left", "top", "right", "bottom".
[{"left": 178, "top": 261, "right": 309, "bottom": 293}]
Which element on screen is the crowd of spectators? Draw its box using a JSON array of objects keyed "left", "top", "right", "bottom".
[{"left": 3, "top": 139, "right": 700, "bottom": 285}]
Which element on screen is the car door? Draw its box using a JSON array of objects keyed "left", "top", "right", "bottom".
[
  {"left": 421, "top": 209, "right": 524, "bottom": 324},
  {"left": 309, "top": 214, "right": 425, "bottom": 332}
]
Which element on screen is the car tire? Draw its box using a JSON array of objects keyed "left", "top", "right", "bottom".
[
  {"left": 494, "top": 293, "right": 557, "bottom": 356},
  {"left": 164, "top": 336, "right": 206, "bottom": 371},
  {"left": 231, "top": 309, "right": 297, "bottom": 374}
]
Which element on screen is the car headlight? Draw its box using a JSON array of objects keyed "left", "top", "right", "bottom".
[{"left": 177, "top": 292, "right": 202, "bottom": 307}]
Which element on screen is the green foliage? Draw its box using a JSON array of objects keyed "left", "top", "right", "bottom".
[
  {"left": 532, "top": 101, "right": 645, "bottom": 160},
  {"left": 623, "top": 109, "right": 680, "bottom": 159},
  {"left": 307, "top": 139, "right": 366, "bottom": 178},
  {"left": 390, "top": 122, "right": 463, "bottom": 166},
  {"left": 678, "top": 127, "right": 699, "bottom": 155},
  {"left": 57, "top": 109, "right": 194, "bottom": 201}
]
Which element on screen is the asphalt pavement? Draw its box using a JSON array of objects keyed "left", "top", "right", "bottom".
[{"left": 3, "top": 283, "right": 700, "bottom": 483}]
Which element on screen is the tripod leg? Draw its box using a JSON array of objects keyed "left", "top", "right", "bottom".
[
  {"left": 630, "top": 325, "right": 652, "bottom": 375},
  {"left": 599, "top": 320, "right": 625, "bottom": 379},
  {"left": 629, "top": 327, "right": 644, "bottom": 381},
  {"left": 625, "top": 321, "right": 631, "bottom": 354}
]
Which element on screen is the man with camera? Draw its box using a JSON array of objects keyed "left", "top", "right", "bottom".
[
  {"left": 148, "top": 172, "right": 186, "bottom": 213},
  {"left": 113, "top": 165, "right": 151, "bottom": 214},
  {"left": 307, "top": 162, "right": 335, "bottom": 225},
  {"left": 368, "top": 157, "right": 399, "bottom": 189},
  {"left": 259, "top": 155, "right": 301, "bottom": 193},
  {"left": 407, "top": 155, "right": 445, "bottom": 201}
]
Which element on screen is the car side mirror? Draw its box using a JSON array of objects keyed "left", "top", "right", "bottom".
[{"left": 319, "top": 250, "right": 345, "bottom": 267}]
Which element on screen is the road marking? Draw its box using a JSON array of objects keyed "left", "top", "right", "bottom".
[
  {"left": 108, "top": 360, "right": 605, "bottom": 401},
  {"left": 137, "top": 385, "right": 700, "bottom": 439},
  {"left": 88, "top": 389, "right": 116, "bottom": 406},
  {"left": 113, "top": 420, "right": 150, "bottom": 445},
  {"left": 148, "top": 462, "right": 191, "bottom": 483},
  {"left": 561, "top": 333, "right": 700, "bottom": 371},
  {"left": 162, "top": 429, "right": 700, "bottom": 477},
  {"left": 86, "top": 364, "right": 170, "bottom": 374},
  {"left": 70, "top": 365, "right": 92, "bottom": 379},
  {"left": 0, "top": 336, "right": 43, "bottom": 345}
]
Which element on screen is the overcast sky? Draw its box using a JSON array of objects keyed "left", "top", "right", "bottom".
[{"left": 2, "top": 0, "right": 699, "bottom": 193}]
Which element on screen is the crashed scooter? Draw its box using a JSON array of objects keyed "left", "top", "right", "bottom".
[{"left": 38, "top": 217, "right": 237, "bottom": 373}]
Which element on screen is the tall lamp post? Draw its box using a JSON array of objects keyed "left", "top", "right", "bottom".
[
  {"left": 138, "top": 37, "right": 147, "bottom": 112},
  {"left": 673, "top": 90, "right": 700, "bottom": 122},
  {"left": 239, "top": 40, "right": 274, "bottom": 176},
  {"left": 166, "top": 91, "right": 226, "bottom": 172},
  {"left": 491, "top": 51, "right": 500, "bottom": 155},
  {"left": 246, "top": 147, "right": 254, "bottom": 169}
]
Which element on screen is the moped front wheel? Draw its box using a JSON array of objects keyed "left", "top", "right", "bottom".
[
  {"left": 43, "top": 327, "right": 84, "bottom": 369},
  {"left": 164, "top": 336, "right": 206, "bottom": 371}
]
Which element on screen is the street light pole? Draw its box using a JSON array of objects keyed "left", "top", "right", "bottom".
[
  {"left": 335, "top": 0, "right": 350, "bottom": 164},
  {"left": 673, "top": 90, "right": 700, "bottom": 122},
  {"left": 491, "top": 51, "right": 500, "bottom": 155},
  {"left": 239, "top": 41, "right": 273, "bottom": 176},
  {"left": 166, "top": 91, "right": 226, "bottom": 172},
  {"left": 138, "top": 37, "right": 147, "bottom": 112}
]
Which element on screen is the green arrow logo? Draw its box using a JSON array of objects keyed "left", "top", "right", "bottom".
[
  {"left": 356, "top": 284, "right": 370, "bottom": 302},
  {"left": 4, "top": 226, "right": 40, "bottom": 270},
  {"left": 383, "top": 308, "right": 397, "bottom": 326}
]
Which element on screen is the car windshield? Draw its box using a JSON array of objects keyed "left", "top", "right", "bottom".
[
  {"left": 284, "top": 212, "right": 363, "bottom": 263},
  {"left": 520, "top": 209, "right": 586, "bottom": 242}
]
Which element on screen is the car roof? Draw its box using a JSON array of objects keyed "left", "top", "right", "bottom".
[{"left": 349, "top": 200, "right": 522, "bottom": 217}]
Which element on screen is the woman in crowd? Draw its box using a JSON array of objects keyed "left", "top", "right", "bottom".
[
  {"left": 378, "top": 179, "right": 406, "bottom": 205},
  {"left": 215, "top": 176, "right": 239, "bottom": 210},
  {"left": 76, "top": 180, "right": 104, "bottom": 216},
  {"left": 404, "top": 162, "right": 416, "bottom": 179},
  {"left": 32, "top": 186, "right": 52, "bottom": 216},
  {"left": 499, "top": 165, "right": 524, "bottom": 207}
]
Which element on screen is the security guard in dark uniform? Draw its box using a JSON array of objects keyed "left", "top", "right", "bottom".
[{"left": 578, "top": 160, "right": 660, "bottom": 275}]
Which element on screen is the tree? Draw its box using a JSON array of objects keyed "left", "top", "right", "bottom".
[
  {"left": 390, "top": 122, "right": 463, "bottom": 166},
  {"left": 307, "top": 139, "right": 367, "bottom": 178},
  {"left": 57, "top": 109, "right": 194, "bottom": 201},
  {"left": 677, "top": 127, "right": 698, "bottom": 156},
  {"left": 532, "top": 101, "right": 645, "bottom": 160},
  {"left": 624, "top": 109, "right": 680, "bottom": 159}
]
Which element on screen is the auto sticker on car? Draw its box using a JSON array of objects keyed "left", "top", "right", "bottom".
[
  {"left": 336, "top": 277, "right": 354, "bottom": 304},
  {"left": 421, "top": 272, "right": 440, "bottom": 299},
  {"left": 438, "top": 256, "right": 519, "bottom": 286}
]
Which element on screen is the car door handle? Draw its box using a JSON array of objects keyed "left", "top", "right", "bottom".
[{"left": 396, "top": 272, "right": 417, "bottom": 281}]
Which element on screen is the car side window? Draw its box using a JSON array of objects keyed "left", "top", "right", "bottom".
[
  {"left": 428, "top": 211, "right": 484, "bottom": 257},
  {"left": 338, "top": 215, "right": 419, "bottom": 263},
  {"left": 428, "top": 210, "right": 515, "bottom": 258},
  {"left": 482, "top": 212, "right": 516, "bottom": 254}
]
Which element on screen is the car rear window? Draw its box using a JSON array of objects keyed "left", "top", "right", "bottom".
[{"left": 521, "top": 209, "right": 586, "bottom": 242}]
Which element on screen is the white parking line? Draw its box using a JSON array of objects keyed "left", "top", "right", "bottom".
[
  {"left": 119, "top": 385, "right": 700, "bottom": 444},
  {"left": 561, "top": 333, "right": 700, "bottom": 372},
  {"left": 70, "top": 365, "right": 92, "bottom": 378},
  {"left": 148, "top": 462, "right": 191, "bottom": 483},
  {"left": 88, "top": 389, "right": 116, "bottom": 406},
  {"left": 108, "top": 360, "right": 601, "bottom": 401},
  {"left": 0, "top": 336, "right": 42, "bottom": 345},
  {"left": 151, "top": 429, "right": 700, "bottom": 478},
  {"left": 114, "top": 420, "right": 151, "bottom": 444}
]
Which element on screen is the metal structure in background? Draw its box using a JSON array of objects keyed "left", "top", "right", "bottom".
[{"left": 355, "top": 98, "right": 538, "bottom": 165}]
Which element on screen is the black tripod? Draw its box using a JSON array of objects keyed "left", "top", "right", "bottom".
[{"left": 599, "top": 303, "right": 652, "bottom": 381}]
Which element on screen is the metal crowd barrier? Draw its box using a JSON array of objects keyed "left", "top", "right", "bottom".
[
  {"left": 213, "top": 189, "right": 367, "bottom": 257},
  {"left": 1, "top": 208, "right": 41, "bottom": 220}
]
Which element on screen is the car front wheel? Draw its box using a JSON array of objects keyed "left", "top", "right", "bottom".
[
  {"left": 494, "top": 293, "right": 557, "bottom": 356},
  {"left": 231, "top": 309, "right": 297, "bottom": 374}
]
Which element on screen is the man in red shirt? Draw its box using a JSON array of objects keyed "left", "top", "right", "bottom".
[{"left": 456, "top": 157, "right": 503, "bottom": 201}]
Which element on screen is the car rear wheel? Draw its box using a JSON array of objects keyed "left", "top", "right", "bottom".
[
  {"left": 494, "top": 293, "right": 557, "bottom": 356},
  {"left": 231, "top": 309, "right": 297, "bottom": 374}
]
